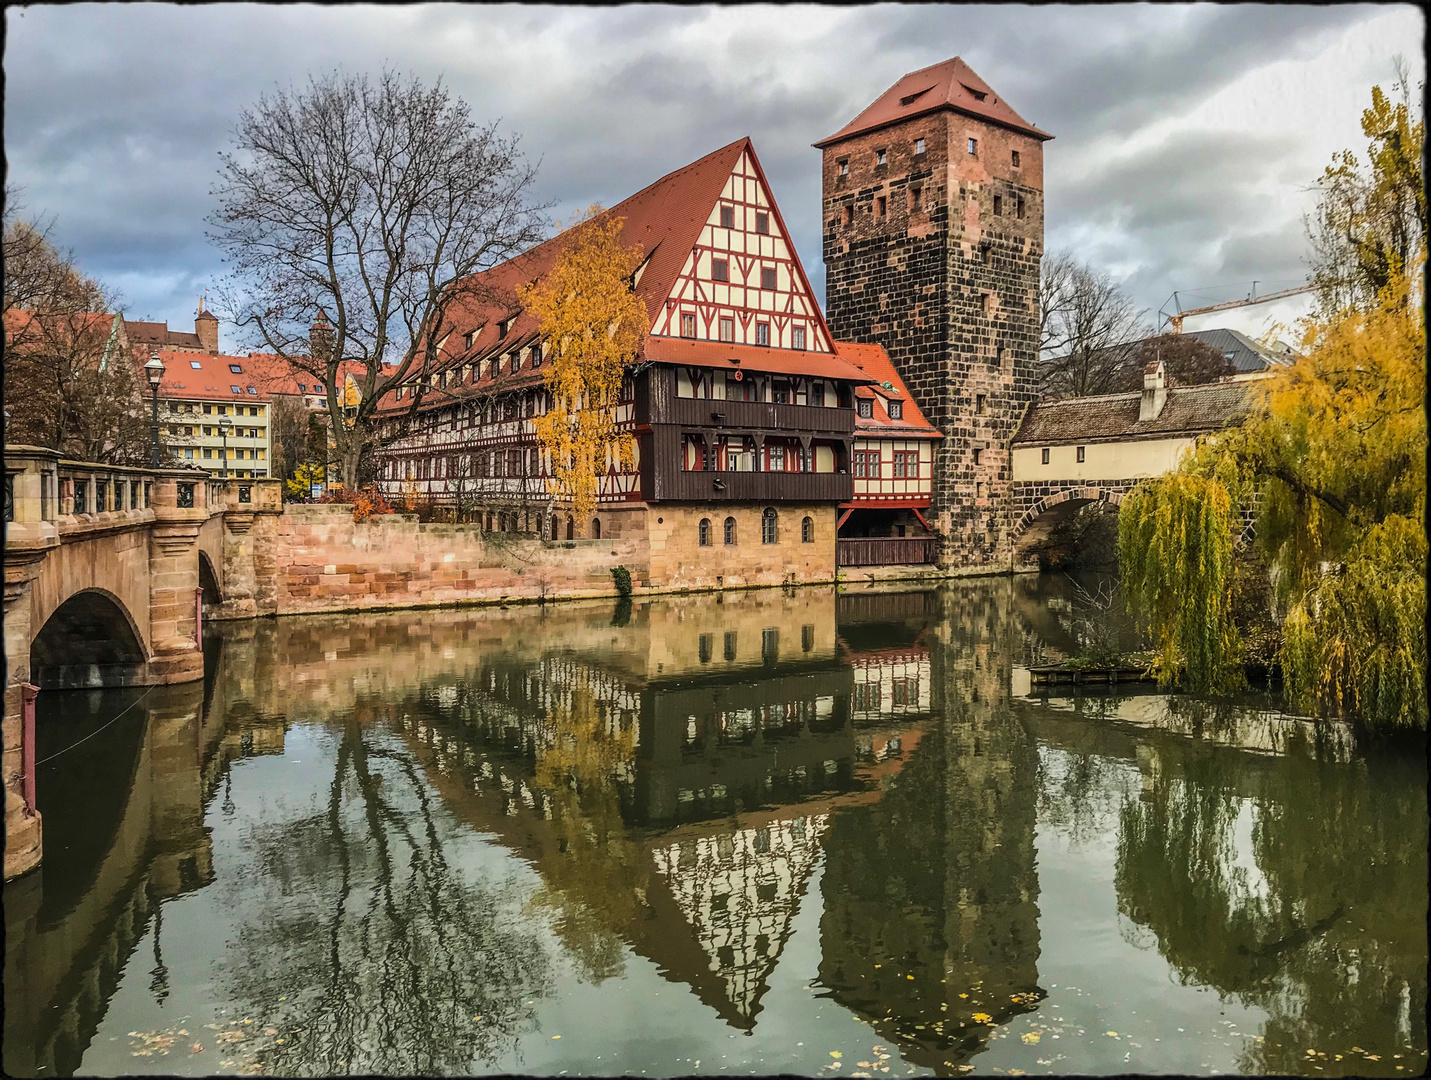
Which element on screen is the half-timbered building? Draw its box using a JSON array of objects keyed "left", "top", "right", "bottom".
[{"left": 373, "top": 138, "right": 898, "bottom": 587}]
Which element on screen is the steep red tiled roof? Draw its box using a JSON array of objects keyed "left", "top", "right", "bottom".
[
  {"left": 836, "top": 342, "right": 940, "bottom": 438},
  {"left": 239, "top": 352, "right": 368, "bottom": 398},
  {"left": 1011, "top": 382, "right": 1259, "bottom": 445},
  {"left": 150, "top": 350, "right": 277, "bottom": 402},
  {"left": 814, "top": 57, "right": 1052, "bottom": 148},
  {"left": 4, "top": 308, "right": 117, "bottom": 343}
]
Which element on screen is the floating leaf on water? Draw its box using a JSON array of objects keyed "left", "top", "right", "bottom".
[
  {"left": 831, "top": 1051, "right": 843, "bottom": 1058},
  {"left": 191, "top": 1043, "right": 204, "bottom": 1053},
  {"left": 1021, "top": 1032, "right": 1041, "bottom": 1044}
]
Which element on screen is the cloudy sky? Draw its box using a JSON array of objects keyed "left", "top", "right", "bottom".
[{"left": 5, "top": 3, "right": 1423, "bottom": 348}]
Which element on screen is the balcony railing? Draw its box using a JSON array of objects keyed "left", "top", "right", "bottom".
[
  {"left": 654, "top": 469, "right": 851, "bottom": 503},
  {"left": 653, "top": 396, "right": 854, "bottom": 435},
  {"left": 836, "top": 536, "right": 941, "bottom": 567}
]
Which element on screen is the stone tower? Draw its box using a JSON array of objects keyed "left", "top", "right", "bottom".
[{"left": 817, "top": 58, "right": 1052, "bottom": 569}]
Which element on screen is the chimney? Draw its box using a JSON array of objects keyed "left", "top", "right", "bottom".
[
  {"left": 195, "top": 297, "right": 219, "bottom": 354},
  {"left": 1140, "top": 359, "right": 1167, "bottom": 422},
  {"left": 309, "top": 310, "right": 335, "bottom": 365}
]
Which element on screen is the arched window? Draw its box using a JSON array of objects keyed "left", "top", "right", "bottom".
[
  {"left": 591, "top": 517, "right": 601, "bottom": 540},
  {"left": 762, "top": 507, "right": 778, "bottom": 544},
  {"left": 566, "top": 516, "right": 575, "bottom": 541},
  {"left": 550, "top": 515, "right": 560, "bottom": 541},
  {"left": 498, "top": 512, "right": 508, "bottom": 532},
  {"left": 801, "top": 515, "right": 814, "bottom": 543},
  {"left": 723, "top": 516, "right": 737, "bottom": 545},
  {"left": 698, "top": 518, "right": 711, "bottom": 546}
]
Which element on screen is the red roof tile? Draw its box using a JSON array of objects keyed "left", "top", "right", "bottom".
[
  {"left": 149, "top": 350, "right": 282, "bottom": 402},
  {"left": 814, "top": 57, "right": 1052, "bottom": 148},
  {"left": 835, "top": 342, "right": 940, "bottom": 437},
  {"left": 643, "top": 336, "right": 875, "bottom": 383}
]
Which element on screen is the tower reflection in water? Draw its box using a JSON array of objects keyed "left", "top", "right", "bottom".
[{"left": 4, "top": 580, "right": 1424, "bottom": 1078}]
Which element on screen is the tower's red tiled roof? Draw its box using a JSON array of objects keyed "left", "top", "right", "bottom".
[
  {"left": 125, "top": 319, "right": 206, "bottom": 351},
  {"left": 835, "top": 342, "right": 940, "bottom": 437},
  {"left": 814, "top": 57, "right": 1052, "bottom": 148}
]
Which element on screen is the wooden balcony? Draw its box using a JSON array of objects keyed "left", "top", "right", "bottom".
[
  {"left": 652, "top": 395, "right": 855, "bottom": 435},
  {"left": 836, "top": 536, "right": 941, "bottom": 567},
  {"left": 653, "top": 468, "right": 851, "bottom": 503}
]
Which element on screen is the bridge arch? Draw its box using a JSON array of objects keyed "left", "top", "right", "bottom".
[
  {"left": 1011, "top": 485, "right": 1128, "bottom": 564},
  {"left": 29, "top": 588, "right": 150, "bottom": 690},
  {"left": 198, "top": 550, "right": 222, "bottom": 611}
]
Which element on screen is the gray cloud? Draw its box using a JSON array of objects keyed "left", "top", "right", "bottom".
[{"left": 2, "top": 2, "right": 1416, "bottom": 339}]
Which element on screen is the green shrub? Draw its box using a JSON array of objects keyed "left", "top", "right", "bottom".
[{"left": 611, "top": 565, "right": 633, "bottom": 597}]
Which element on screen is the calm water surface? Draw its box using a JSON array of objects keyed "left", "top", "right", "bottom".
[{"left": 4, "top": 577, "right": 1425, "bottom": 1077}]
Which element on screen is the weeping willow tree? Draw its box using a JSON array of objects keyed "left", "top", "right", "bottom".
[{"left": 1119, "top": 262, "right": 1426, "bottom": 729}]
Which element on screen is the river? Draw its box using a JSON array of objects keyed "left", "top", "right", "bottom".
[{"left": 3, "top": 575, "right": 1425, "bottom": 1077}]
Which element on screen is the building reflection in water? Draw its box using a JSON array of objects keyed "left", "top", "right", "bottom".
[{"left": 4, "top": 582, "right": 1424, "bottom": 1078}]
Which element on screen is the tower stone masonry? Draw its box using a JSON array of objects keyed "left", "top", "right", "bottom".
[{"left": 817, "top": 58, "right": 1052, "bottom": 569}]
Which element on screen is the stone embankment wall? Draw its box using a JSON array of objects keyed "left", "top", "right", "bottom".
[{"left": 269, "top": 505, "right": 650, "bottom": 615}]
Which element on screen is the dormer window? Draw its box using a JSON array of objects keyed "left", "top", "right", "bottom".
[
  {"left": 231, "top": 385, "right": 241, "bottom": 393},
  {"left": 229, "top": 363, "right": 243, "bottom": 373},
  {"left": 190, "top": 360, "right": 203, "bottom": 369},
  {"left": 857, "top": 399, "right": 873, "bottom": 419},
  {"left": 900, "top": 88, "right": 931, "bottom": 107},
  {"left": 531, "top": 343, "right": 542, "bottom": 367},
  {"left": 497, "top": 320, "right": 509, "bottom": 339},
  {"left": 298, "top": 383, "right": 308, "bottom": 392},
  {"left": 464, "top": 331, "right": 476, "bottom": 350},
  {"left": 888, "top": 400, "right": 902, "bottom": 420},
  {"left": 720, "top": 205, "right": 735, "bottom": 229},
  {"left": 961, "top": 83, "right": 988, "bottom": 102}
]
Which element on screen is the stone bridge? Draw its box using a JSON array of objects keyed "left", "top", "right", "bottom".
[{"left": 3, "top": 445, "right": 283, "bottom": 880}]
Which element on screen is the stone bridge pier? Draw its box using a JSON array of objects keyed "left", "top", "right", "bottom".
[{"left": 3, "top": 446, "right": 282, "bottom": 880}]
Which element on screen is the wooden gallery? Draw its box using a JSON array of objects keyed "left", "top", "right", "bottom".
[{"left": 374, "top": 58, "right": 1049, "bottom": 588}]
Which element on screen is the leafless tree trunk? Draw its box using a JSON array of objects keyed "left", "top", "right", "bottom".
[
  {"left": 209, "top": 69, "right": 550, "bottom": 488},
  {"left": 1037, "top": 250, "right": 1151, "bottom": 400}
]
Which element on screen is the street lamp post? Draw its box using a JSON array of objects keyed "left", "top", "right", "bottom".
[
  {"left": 145, "top": 352, "right": 166, "bottom": 468},
  {"left": 218, "top": 415, "right": 233, "bottom": 479}
]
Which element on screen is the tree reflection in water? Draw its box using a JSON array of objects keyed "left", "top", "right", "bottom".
[
  {"left": 1116, "top": 731, "right": 1427, "bottom": 1077},
  {"left": 215, "top": 714, "right": 553, "bottom": 1076}
]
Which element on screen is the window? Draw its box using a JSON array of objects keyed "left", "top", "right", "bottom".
[
  {"left": 915, "top": 137, "right": 925, "bottom": 155},
  {"left": 712, "top": 258, "right": 729, "bottom": 282},
  {"left": 993, "top": 194, "right": 1003, "bottom": 216},
  {"left": 720, "top": 205, "right": 735, "bottom": 229},
  {"left": 314, "top": 384, "right": 324, "bottom": 393},
  {"left": 724, "top": 631, "right": 738, "bottom": 661},
  {"left": 976, "top": 481, "right": 985, "bottom": 499},
  {"left": 719, "top": 317, "right": 735, "bottom": 342},
  {"left": 755, "top": 212, "right": 769, "bottom": 234},
  {"left": 857, "top": 398, "right": 873, "bottom": 419},
  {"left": 972, "top": 448, "right": 982, "bottom": 465},
  {"left": 876, "top": 149, "right": 887, "bottom": 166},
  {"left": 802, "top": 516, "right": 814, "bottom": 543},
  {"left": 792, "top": 327, "right": 806, "bottom": 350},
  {"left": 876, "top": 196, "right": 887, "bottom": 217},
  {"left": 1077, "top": 445, "right": 1086, "bottom": 463},
  {"left": 724, "top": 516, "right": 736, "bottom": 545},
  {"left": 531, "top": 343, "right": 542, "bottom": 367},
  {"left": 909, "top": 185, "right": 921, "bottom": 211},
  {"left": 837, "top": 159, "right": 849, "bottom": 177},
  {"left": 756, "top": 322, "right": 770, "bottom": 346},
  {"left": 976, "top": 393, "right": 987, "bottom": 414},
  {"left": 229, "top": 364, "right": 243, "bottom": 373},
  {"left": 1011, "top": 149, "right": 1021, "bottom": 167},
  {"left": 699, "top": 633, "right": 713, "bottom": 663},
  {"left": 761, "top": 266, "right": 777, "bottom": 290},
  {"left": 888, "top": 400, "right": 902, "bottom": 419},
  {"left": 699, "top": 518, "right": 711, "bottom": 546},
  {"left": 680, "top": 312, "right": 696, "bottom": 338},
  {"left": 963, "top": 83, "right": 988, "bottom": 102},
  {"left": 190, "top": 360, "right": 202, "bottom": 369},
  {"left": 497, "top": 319, "right": 508, "bottom": 339},
  {"left": 203, "top": 448, "right": 213, "bottom": 459},
  {"left": 1042, "top": 447, "right": 1051, "bottom": 464},
  {"left": 298, "top": 383, "right": 307, "bottom": 392},
  {"left": 231, "top": 385, "right": 241, "bottom": 393},
  {"left": 968, "top": 137, "right": 978, "bottom": 155},
  {"left": 1016, "top": 196, "right": 1025, "bottom": 220},
  {"left": 761, "top": 507, "right": 778, "bottom": 544},
  {"left": 841, "top": 204, "right": 853, "bottom": 227},
  {"left": 464, "top": 331, "right": 476, "bottom": 350},
  {"left": 247, "top": 386, "right": 257, "bottom": 394}
]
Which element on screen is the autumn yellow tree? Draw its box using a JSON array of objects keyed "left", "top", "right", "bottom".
[{"left": 518, "top": 206, "right": 647, "bottom": 535}]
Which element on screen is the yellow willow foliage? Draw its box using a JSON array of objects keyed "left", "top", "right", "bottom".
[
  {"left": 1120, "top": 260, "right": 1427, "bottom": 729},
  {"left": 519, "top": 206, "right": 647, "bottom": 534},
  {"left": 1118, "top": 469, "right": 1245, "bottom": 694}
]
